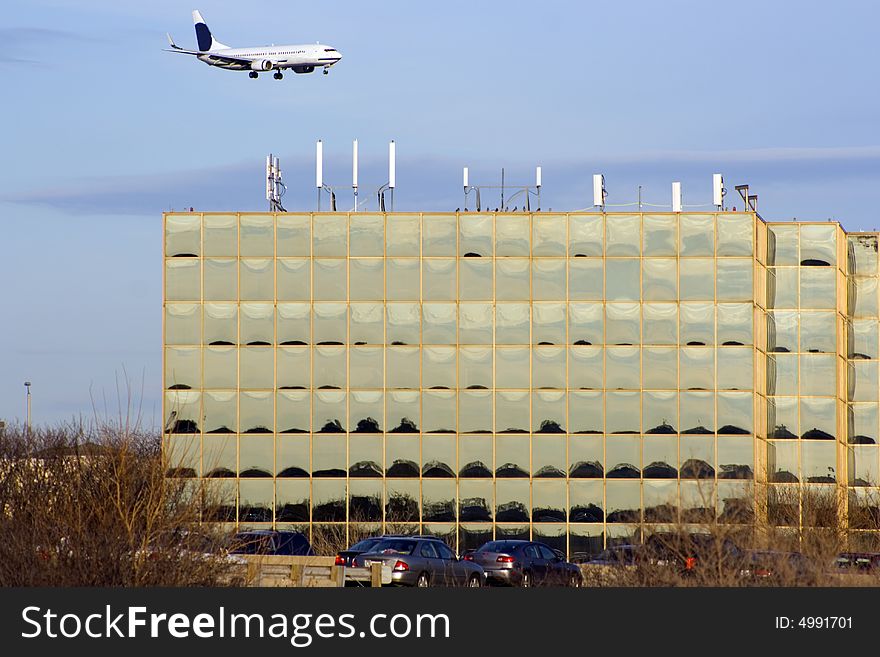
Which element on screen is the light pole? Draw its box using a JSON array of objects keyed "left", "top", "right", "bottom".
[{"left": 24, "top": 381, "right": 31, "bottom": 437}]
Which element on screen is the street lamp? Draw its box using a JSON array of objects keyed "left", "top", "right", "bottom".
[{"left": 24, "top": 381, "right": 31, "bottom": 437}]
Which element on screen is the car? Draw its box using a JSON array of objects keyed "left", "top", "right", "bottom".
[
  {"left": 335, "top": 535, "right": 426, "bottom": 567},
  {"left": 643, "top": 532, "right": 745, "bottom": 575},
  {"left": 228, "top": 530, "right": 314, "bottom": 556},
  {"left": 739, "top": 549, "right": 816, "bottom": 585},
  {"left": 351, "top": 536, "right": 485, "bottom": 587},
  {"left": 834, "top": 551, "right": 880, "bottom": 572},
  {"left": 466, "top": 540, "right": 583, "bottom": 587}
]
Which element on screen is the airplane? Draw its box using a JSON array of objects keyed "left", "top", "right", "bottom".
[{"left": 165, "top": 10, "right": 342, "bottom": 79}]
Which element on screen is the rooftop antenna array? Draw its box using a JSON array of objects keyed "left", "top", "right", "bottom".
[
  {"left": 735, "top": 184, "right": 758, "bottom": 213},
  {"left": 377, "top": 141, "right": 395, "bottom": 212},
  {"left": 593, "top": 174, "right": 607, "bottom": 210},
  {"left": 713, "top": 173, "right": 726, "bottom": 210},
  {"left": 462, "top": 166, "right": 542, "bottom": 211},
  {"left": 265, "top": 154, "right": 286, "bottom": 212},
  {"left": 672, "top": 181, "right": 682, "bottom": 212},
  {"left": 315, "top": 140, "right": 336, "bottom": 211}
]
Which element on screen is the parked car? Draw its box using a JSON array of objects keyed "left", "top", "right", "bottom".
[
  {"left": 643, "top": 532, "right": 745, "bottom": 575},
  {"left": 739, "top": 549, "right": 816, "bottom": 585},
  {"left": 351, "top": 536, "right": 485, "bottom": 587},
  {"left": 228, "top": 530, "right": 314, "bottom": 556},
  {"left": 466, "top": 540, "right": 583, "bottom": 587},
  {"left": 834, "top": 551, "right": 880, "bottom": 573},
  {"left": 335, "top": 535, "right": 416, "bottom": 567}
]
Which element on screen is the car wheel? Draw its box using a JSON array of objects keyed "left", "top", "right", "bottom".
[
  {"left": 416, "top": 572, "right": 430, "bottom": 588},
  {"left": 521, "top": 571, "right": 532, "bottom": 588},
  {"left": 467, "top": 574, "right": 482, "bottom": 588}
]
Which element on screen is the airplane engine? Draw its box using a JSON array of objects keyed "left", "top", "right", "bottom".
[
  {"left": 293, "top": 65, "right": 315, "bottom": 74},
  {"left": 250, "top": 59, "right": 273, "bottom": 71}
]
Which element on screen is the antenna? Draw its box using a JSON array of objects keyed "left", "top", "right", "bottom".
[
  {"left": 316, "top": 140, "right": 323, "bottom": 211},
  {"left": 535, "top": 166, "right": 542, "bottom": 212},
  {"left": 593, "top": 174, "right": 606, "bottom": 210},
  {"left": 266, "top": 153, "right": 286, "bottom": 212},
  {"left": 352, "top": 139, "right": 358, "bottom": 212},
  {"left": 388, "top": 140, "right": 396, "bottom": 212},
  {"left": 672, "top": 181, "right": 682, "bottom": 212},
  {"left": 713, "top": 173, "right": 725, "bottom": 210}
]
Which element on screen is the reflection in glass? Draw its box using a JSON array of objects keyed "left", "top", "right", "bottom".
[
  {"left": 605, "top": 259, "right": 640, "bottom": 300},
  {"left": 350, "top": 259, "right": 383, "bottom": 300},
  {"left": 643, "top": 436, "right": 677, "bottom": 478},
  {"left": 569, "top": 347, "right": 603, "bottom": 390},
  {"left": 643, "top": 303, "right": 677, "bottom": 345},
  {"left": 569, "top": 215, "right": 603, "bottom": 257},
  {"left": 679, "top": 258, "right": 714, "bottom": 301},
  {"left": 569, "top": 391, "right": 603, "bottom": 434},
  {"left": 642, "top": 347, "right": 677, "bottom": 389},
  {"left": 606, "top": 391, "right": 640, "bottom": 434},
  {"left": 642, "top": 258, "right": 677, "bottom": 301},
  {"left": 605, "top": 215, "right": 640, "bottom": 256},
  {"left": 606, "top": 303, "right": 640, "bottom": 345}
]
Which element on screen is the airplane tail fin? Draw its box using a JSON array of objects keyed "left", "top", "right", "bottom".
[{"left": 192, "top": 9, "right": 230, "bottom": 51}]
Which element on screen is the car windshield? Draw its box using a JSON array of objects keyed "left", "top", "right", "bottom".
[
  {"left": 349, "top": 538, "right": 382, "bottom": 552},
  {"left": 370, "top": 539, "right": 417, "bottom": 555},
  {"left": 476, "top": 541, "right": 521, "bottom": 553}
]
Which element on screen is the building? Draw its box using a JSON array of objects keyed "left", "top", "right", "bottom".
[{"left": 163, "top": 211, "right": 880, "bottom": 555}]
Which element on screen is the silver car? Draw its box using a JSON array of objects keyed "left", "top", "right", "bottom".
[{"left": 352, "top": 537, "right": 486, "bottom": 587}]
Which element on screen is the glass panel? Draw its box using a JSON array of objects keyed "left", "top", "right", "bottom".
[
  {"left": 851, "top": 319, "right": 878, "bottom": 359},
  {"left": 496, "top": 480, "right": 530, "bottom": 522},
  {"left": 385, "top": 303, "right": 421, "bottom": 344},
  {"left": 533, "top": 390, "right": 566, "bottom": 433},
  {"left": 533, "top": 303, "right": 566, "bottom": 345},
  {"left": 239, "top": 435, "right": 274, "bottom": 478},
  {"left": 644, "top": 480, "right": 678, "bottom": 522},
  {"left": 459, "top": 215, "right": 493, "bottom": 256},
  {"left": 797, "top": 311, "right": 835, "bottom": 353},
  {"left": 350, "top": 346, "right": 384, "bottom": 388},
  {"left": 716, "top": 347, "right": 753, "bottom": 391},
  {"left": 204, "top": 391, "right": 237, "bottom": 434},
  {"left": 459, "top": 304, "right": 493, "bottom": 346},
  {"left": 533, "top": 345, "right": 566, "bottom": 389},
  {"left": 533, "top": 481, "right": 566, "bottom": 522},
  {"left": 277, "top": 390, "right": 310, "bottom": 435},
  {"left": 349, "top": 214, "right": 384, "bottom": 256},
  {"left": 605, "top": 481, "right": 640, "bottom": 523},
  {"left": 605, "top": 303, "right": 640, "bottom": 345},
  {"left": 717, "top": 303, "right": 752, "bottom": 345},
  {"left": 422, "top": 390, "right": 454, "bottom": 433},
  {"left": 642, "top": 347, "right": 676, "bottom": 389},
  {"left": 384, "top": 347, "right": 419, "bottom": 388},
  {"left": 605, "top": 215, "right": 640, "bottom": 256},
  {"left": 769, "top": 354, "right": 798, "bottom": 396},
  {"left": 533, "top": 214, "right": 566, "bottom": 256},
  {"left": 768, "top": 225, "right": 798, "bottom": 266},
  {"left": 679, "top": 258, "right": 714, "bottom": 301},
  {"left": 165, "top": 303, "right": 200, "bottom": 345},
  {"left": 495, "top": 215, "right": 530, "bottom": 256},
  {"left": 496, "top": 390, "right": 530, "bottom": 433},
  {"left": 605, "top": 346, "right": 640, "bottom": 389},
  {"left": 386, "top": 437, "right": 420, "bottom": 477},
  {"left": 642, "top": 258, "right": 677, "bottom": 301},
  {"left": 533, "top": 259, "right": 566, "bottom": 300},
  {"left": 386, "top": 214, "right": 420, "bottom": 256},
  {"left": 165, "top": 346, "right": 200, "bottom": 390},
  {"left": 569, "top": 258, "right": 603, "bottom": 300},
  {"left": 569, "top": 303, "right": 603, "bottom": 345},
  {"left": 240, "top": 259, "right": 274, "bottom": 300},
  {"left": 459, "top": 480, "right": 493, "bottom": 522},
  {"left": 240, "top": 390, "right": 273, "bottom": 433},
  {"left": 422, "top": 347, "right": 456, "bottom": 389},
  {"left": 239, "top": 215, "right": 273, "bottom": 256},
  {"left": 240, "top": 347, "right": 273, "bottom": 389},
  {"left": 850, "top": 235, "right": 878, "bottom": 276},
  {"left": 165, "top": 214, "right": 200, "bottom": 257},
  {"left": 643, "top": 390, "right": 677, "bottom": 433},
  {"left": 385, "top": 479, "right": 419, "bottom": 521},
  {"left": 423, "top": 258, "right": 457, "bottom": 300},
  {"left": 680, "top": 391, "right": 715, "bottom": 434},
  {"left": 277, "top": 259, "right": 310, "bottom": 301},
  {"left": 204, "top": 258, "right": 237, "bottom": 301},
  {"left": 569, "top": 434, "right": 604, "bottom": 477},
  {"left": 460, "top": 390, "right": 492, "bottom": 433},
  {"left": 460, "top": 346, "right": 493, "bottom": 389},
  {"left": 800, "top": 268, "right": 836, "bottom": 309},
  {"left": 643, "top": 303, "right": 677, "bottom": 345},
  {"left": 423, "top": 303, "right": 456, "bottom": 344},
  {"left": 349, "top": 479, "right": 383, "bottom": 521},
  {"left": 680, "top": 304, "right": 713, "bottom": 346},
  {"left": 276, "top": 214, "right": 310, "bottom": 256},
  {"left": 680, "top": 348, "right": 714, "bottom": 392},
  {"left": 770, "top": 267, "right": 798, "bottom": 309},
  {"left": 569, "top": 390, "right": 603, "bottom": 433},
  {"left": 314, "top": 258, "right": 347, "bottom": 300},
  {"left": 852, "top": 446, "right": 878, "bottom": 486},
  {"left": 276, "top": 347, "right": 312, "bottom": 389},
  {"left": 800, "top": 224, "right": 837, "bottom": 266},
  {"left": 799, "top": 354, "right": 836, "bottom": 397},
  {"left": 386, "top": 258, "right": 419, "bottom": 300},
  {"left": 460, "top": 258, "right": 493, "bottom": 300},
  {"left": 718, "top": 391, "right": 753, "bottom": 435},
  {"left": 643, "top": 435, "right": 678, "bottom": 478},
  {"left": 768, "top": 310, "right": 797, "bottom": 353},
  {"left": 496, "top": 304, "right": 530, "bottom": 344},
  {"left": 240, "top": 303, "right": 273, "bottom": 345},
  {"left": 459, "top": 434, "right": 493, "bottom": 477},
  {"left": 313, "top": 345, "right": 346, "bottom": 389},
  {"left": 313, "top": 303, "right": 347, "bottom": 344},
  {"left": 204, "top": 346, "right": 236, "bottom": 389},
  {"left": 496, "top": 435, "right": 530, "bottom": 479},
  {"left": 606, "top": 391, "right": 640, "bottom": 434},
  {"left": 643, "top": 214, "right": 677, "bottom": 256},
  {"left": 313, "top": 391, "right": 347, "bottom": 434},
  {"left": 350, "top": 258, "right": 383, "bottom": 301},
  {"left": 717, "top": 436, "right": 754, "bottom": 480},
  {"left": 569, "top": 480, "right": 604, "bottom": 523},
  {"left": 312, "top": 215, "right": 347, "bottom": 256},
  {"left": 350, "top": 390, "right": 384, "bottom": 433},
  {"left": 853, "top": 277, "right": 878, "bottom": 318},
  {"left": 422, "top": 214, "right": 457, "bottom": 256},
  {"left": 203, "top": 214, "right": 237, "bottom": 256},
  {"left": 769, "top": 441, "right": 799, "bottom": 482},
  {"left": 802, "top": 441, "right": 836, "bottom": 483},
  {"left": 422, "top": 480, "right": 456, "bottom": 522},
  {"left": 716, "top": 259, "right": 752, "bottom": 301},
  {"left": 569, "top": 346, "right": 603, "bottom": 389},
  {"left": 716, "top": 213, "right": 753, "bottom": 256},
  {"left": 166, "top": 259, "right": 200, "bottom": 301},
  {"left": 204, "top": 303, "right": 238, "bottom": 345},
  {"left": 203, "top": 434, "right": 236, "bottom": 478},
  {"left": 495, "top": 258, "right": 529, "bottom": 300},
  {"left": 681, "top": 480, "right": 715, "bottom": 522},
  {"left": 605, "top": 259, "right": 640, "bottom": 300},
  {"left": 496, "top": 347, "right": 531, "bottom": 389},
  {"left": 312, "top": 479, "right": 346, "bottom": 521},
  {"left": 679, "top": 214, "right": 714, "bottom": 256},
  {"left": 569, "top": 215, "right": 604, "bottom": 256},
  {"left": 680, "top": 434, "right": 714, "bottom": 478},
  {"left": 852, "top": 362, "right": 879, "bottom": 402},
  {"left": 350, "top": 303, "right": 383, "bottom": 344},
  {"left": 165, "top": 434, "right": 200, "bottom": 477},
  {"left": 849, "top": 403, "right": 878, "bottom": 444}
]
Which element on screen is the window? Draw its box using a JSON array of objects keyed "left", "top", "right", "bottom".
[
  {"left": 524, "top": 544, "right": 541, "bottom": 559},
  {"left": 435, "top": 543, "right": 456, "bottom": 560},
  {"left": 419, "top": 542, "right": 439, "bottom": 559},
  {"left": 538, "top": 545, "right": 557, "bottom": 560}
]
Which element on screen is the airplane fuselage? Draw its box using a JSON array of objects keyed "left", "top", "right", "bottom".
[{"left": 197, "top": 43, "right": 341, "bottom": 73}]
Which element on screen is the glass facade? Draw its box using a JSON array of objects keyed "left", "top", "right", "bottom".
[{"left": 164, "top": 211, "right": 871, "bottom": 555}]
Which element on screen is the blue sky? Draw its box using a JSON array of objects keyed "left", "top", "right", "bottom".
[{"left": 3, "top": 0, "right": 880, "bottom": 425}]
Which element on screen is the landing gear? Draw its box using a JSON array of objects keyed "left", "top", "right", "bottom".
[
  {"left": 323, "top": 66, "right": 329, "bottom": 75},
  {"left": 249, "top": 71, "right": 258, "bottom": 79},
  {"left": 273, "top": 71, "right": 283, "bottom": 80}
]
